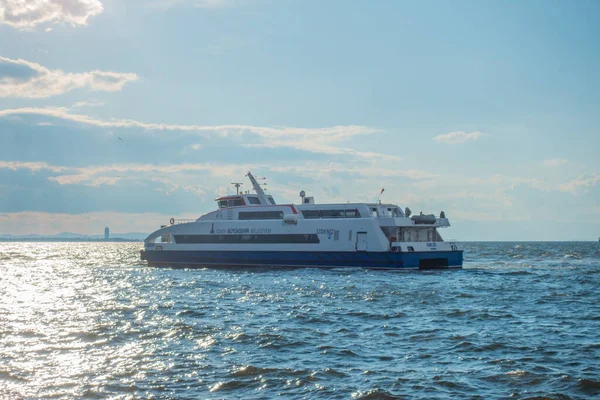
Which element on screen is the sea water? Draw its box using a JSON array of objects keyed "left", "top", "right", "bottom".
[{"left": 1, "top": 242, "right": 599, "bottom": 399}]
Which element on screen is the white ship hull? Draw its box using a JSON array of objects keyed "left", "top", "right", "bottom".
[{"left": 141, "top": 172, "right": 463, "bottom": 270}]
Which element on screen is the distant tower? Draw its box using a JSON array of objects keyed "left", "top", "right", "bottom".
[{"left": 104, "top": 227, "right": 109, "bottom": 240}]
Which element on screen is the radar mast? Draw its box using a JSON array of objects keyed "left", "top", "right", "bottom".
[{"left": 230, "top": 182, "right": 243, "bottom": 195}]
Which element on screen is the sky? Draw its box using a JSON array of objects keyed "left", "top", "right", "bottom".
[{"left": 0, "top": 0, "right": 599, "bottom": 240}]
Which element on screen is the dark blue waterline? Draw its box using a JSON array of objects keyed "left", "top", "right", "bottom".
[{"left": 140, "top": 249, "right": 464, "bottom": 269}]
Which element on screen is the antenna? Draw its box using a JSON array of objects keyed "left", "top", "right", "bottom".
[
  {"left": 246, "top": 171, "right": 269, "bottom": 204},
  {"left": 375, "top": 187, "right": 385, "bottom": 203},
  {"left": 230, "top": 182, "right": 243, "bottom": 195}
]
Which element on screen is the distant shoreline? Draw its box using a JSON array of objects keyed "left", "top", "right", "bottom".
[
  {"left": 0, "top": 238, "right": 142, "bottom": 242},
  {"left": 0, "top": 239, "right": 596, "bottom": 243}
]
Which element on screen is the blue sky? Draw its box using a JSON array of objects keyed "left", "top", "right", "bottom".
[{"left": 0, "top": 0, "right": 598, "bottom": 240}]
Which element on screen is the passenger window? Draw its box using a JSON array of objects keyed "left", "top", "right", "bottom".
[
  {"left": 345, "top": 209, "right": 358, "bottom": 218},
  {"left": 301, "top": 210, "right": 320, "bottom": 219}
]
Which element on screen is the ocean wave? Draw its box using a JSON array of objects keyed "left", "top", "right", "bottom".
[{"left": 1, "top": 241, "right": 599, "bottom": 399}]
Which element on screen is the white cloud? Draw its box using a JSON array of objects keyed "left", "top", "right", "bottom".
[
  {"left": 0, "top": 160, "right": 438, "bottom": 203},
  {"left": 270, "top": 162, "right": 437, "bottom": 181},
  {"left": 558, "top": 173, "right": 600, "bottom": 195},
  {"left": 245, "top": 139, "right": 400, "bottom": 161},
  {"left": 4, "top": 159, "right": 598, "bottom": 235},
  {"left": 0, "top": 56, "right": 138, "bottom": 98},
  {"left": 72, "top": 100, "right": 106, "bottom": 108},
  {"left": 1, "top": 160, "right": 257, "bottom": 186},
  {"left": 0, "top": 107, "right": 392, "bottom": 160},
  {"left": 543, "top": 158, "right": 568, "bottom": 167},
  {"left": 433, "top": 131, "right": 483, "bottom": 144},
  {"left": 0, "top": 0, "right": 103, "bottom": 30},
  {"left": 0, "top": 106, "right": 373, "bottom": 135},
  {"left": 183, "top": 143, "right": 203, "bottom": 152},
  {"left": 0, "top": 160, "right": 68, "bottom": 172}
]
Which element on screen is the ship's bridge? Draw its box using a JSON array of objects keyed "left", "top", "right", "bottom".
[{"left": 215, "top": 194, "right": 276, "bottom": 209}]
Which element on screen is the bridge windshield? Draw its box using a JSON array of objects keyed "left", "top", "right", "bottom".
[{"left": 217, "top": 197, "right": 244, "bottom": 208}]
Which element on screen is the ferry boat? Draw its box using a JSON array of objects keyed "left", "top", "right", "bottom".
[{"left": 140, "top": 172, "right": 463, "bottom": 269}]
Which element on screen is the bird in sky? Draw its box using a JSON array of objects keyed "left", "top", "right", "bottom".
[{"left": 118, "top": 136, "right": 124, "bottom": 141}]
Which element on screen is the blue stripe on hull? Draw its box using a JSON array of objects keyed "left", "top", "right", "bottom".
[{"left": 140, "top": 250, "right": 463, "bottom": 270}]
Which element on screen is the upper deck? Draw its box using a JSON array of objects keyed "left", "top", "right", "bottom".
[
  {"left": 198, "top": 200, "right": 448, "bottom": 228},
  {"left": 186, "top": 171, "right": 450, "bottom": 230}
]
